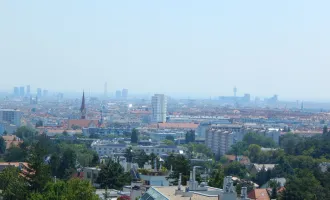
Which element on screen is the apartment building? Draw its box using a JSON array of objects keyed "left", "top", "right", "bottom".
[
  {"left": 151, "top": 94, "right": 167, "bottom": 123},
  {"left": 205, "top": 128, "right": 234, "bottom": 158},
  {"left": 0, "top": 109, "right": 22, "bottom": 127}
]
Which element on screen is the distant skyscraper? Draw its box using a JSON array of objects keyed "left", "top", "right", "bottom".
[
  {"left": 116, "top": 90, "right": 122, "bottom": 99},
  {"left": 13, "top": 87, "right": 19, "bottom": 96},
  {"left": 151, "top": 94, "right": 167, "bottom": 123},
  {"left": 122, "top": 88, "right": 128, "bottom": 99},
  {"left": 19, "top": 86, "right": 25, "bottom": 97},
  {"left": 43, "top": 90, "right": 48, "bottom": 97},
  {"left": 37, "top": 88, "right": 42, "bottom": 97},
  {"left": 26, "top": 85, "right": 31, "bottom": 96},
  {"left": 233, "top": 86, "right": 237, "bottom": 97},
  {"left": 80, "top": 91, "right": 86, "bottom": 119}
]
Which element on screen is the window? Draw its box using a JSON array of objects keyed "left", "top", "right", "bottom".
[{"left": 87, "top": 172, "right": 91, "bottom": 179}]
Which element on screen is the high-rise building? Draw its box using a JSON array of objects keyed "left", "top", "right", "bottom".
[
  {"left": 13, "top": 87, "right": 19, "bottom": 96},
  {"left": 37, "top": 88, "right": 42, "bottom": 97},
  {"left": 19, "top": 86, "right": 25, "bottom": 97},
  {"left": 151, "top": 94, "right": 167, "bottom": 123},
  {"left": 116, "top": 90, "right": 122, "bottom": 99},
  {"left": 0, "top": 109, "right": 22, "bottom": 126},
  {"left": 205, "top": 128, "right": 234, "bottom": 158},
  {"left": 43, "top": 90, "right": 48, "bottom": 97},
  {"left": 26, "top": 85, "right": 31, "bottom": 96},
  {"left": 122, "top": 88, "right": 128, "bottom": 99}
]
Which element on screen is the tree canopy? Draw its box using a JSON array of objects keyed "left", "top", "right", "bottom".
[
  {"left": 96, "top": 159, "right": 131, "bottom": 190},
  {"left": 131, "top": 128, "right": 139, "bottom": 144}
]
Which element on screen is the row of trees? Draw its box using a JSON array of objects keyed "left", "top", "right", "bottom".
[{"left": 0, "top": 138, "right": 100, "bottom": 200}]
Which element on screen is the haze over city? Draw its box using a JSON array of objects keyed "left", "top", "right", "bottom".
[{"left": 1, "top": 1, "right": 330, "bottom": 100}]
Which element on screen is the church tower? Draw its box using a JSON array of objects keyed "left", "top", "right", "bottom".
[{"left": 80, "top": 91, "right": 86, "bottom": 119}]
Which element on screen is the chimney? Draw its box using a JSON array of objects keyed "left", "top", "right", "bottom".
[
  {"left": 189, "top": 171, "right": 193, "bottom": 181},
  {"left": 241, "top": 187, "right": 248, "bottom": 200},
  {"left": 193, "top": 167, "right": 196, "bottom": 181},
  {"left": 178, "top": 173, "right": 182, "bottom": 190}
]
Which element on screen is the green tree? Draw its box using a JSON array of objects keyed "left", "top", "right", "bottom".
[
  {"left": 133, "top": 149, "right": 149, "bottom": 168},
  {"left": 63, "top": 130, "right": 69, "bottom": 136},
  {"left": 270, "top": 186, "right": 277, "bottom": 199},
  {"left": 243, "top": 132, "right": 276, "bottom": 148},
  {"left": 28, "top": 178, "right": 99, "bottom": 200},
  {"left": 208, "top": 164, "right": 224, "bottom": 188},
  {"left": 224, "top": 162, "right": 247, "bottom": 178},
  {"left": 163, "top": 139, "right": 175, "bottom": 146},
  {"left": 165, "top": 135, "right": 175, "bottom": 141},
  {"left": 131, "top": 128, "right": 139, "bottom": 143},
  {"left": 247, "top": 144, "right": 262, "bottom": 163},
  {"left": 97, "top": 159, "right": 131, "bottom": 190},
  {"left": 57, "top": 148, "right": 77, "bottom": 179},
  {"left": 230, "top": 141, "right": 248, "bottom": 157},
  {"left": 24, "top": 142, "right": 51, "bottom": 192},
  {"left": 15, "top": 126, "right": 36, "bottom": 141},
  {"left": 124, "top": 147, "right": 134, "bottom": 162},
  {"left": 0, "top": 166, "right": 28, "bottom": 200},
  {"left": 4, "top": 146, "right": 27, "bottom": 162},
  {"left": 185, "top": 130, "right": 195, "bottom": 144},
  {"left": 323, "top": 125, "right": 328, "bottom": 134},
  {"left": 0, "top": 136, "right": 6, "bottom": 154},
  {"left": 35, "top": 120, "right": 43, "bottom": 128},
  {"left": 165, "top": 154, "right": 190, "bottom": 185},
  {"left": 282, "top": 170, "right": 321, "bottom": 200}
]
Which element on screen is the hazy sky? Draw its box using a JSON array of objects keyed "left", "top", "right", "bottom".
[{"left": 1, "top": 1, "right": 330, "bottom": 100}]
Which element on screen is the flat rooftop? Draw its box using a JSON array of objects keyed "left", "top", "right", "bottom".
[{"left": 151, "top": 186, "right": 221, "bottom": 200}]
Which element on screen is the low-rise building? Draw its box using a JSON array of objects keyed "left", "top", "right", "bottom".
[{"left": 91, "top": 140, "right": 184, "bottom": 157}]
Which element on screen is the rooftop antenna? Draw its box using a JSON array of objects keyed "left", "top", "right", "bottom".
[{"left": 178, "top": 173, "right": 182, "bottom": 191}]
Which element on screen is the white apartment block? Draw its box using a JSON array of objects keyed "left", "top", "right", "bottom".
[
  {"left": 205, "top": 129, "right": 234, "bottom": 158},
  {"left": 0, "top": 109, "right": 22, "bottom": 127},
  {"left": 151, "top": 94, "right": 167, "bottom": 123},
  {"left": 91, "top": 140, "right": 182, "bottom": 157}
]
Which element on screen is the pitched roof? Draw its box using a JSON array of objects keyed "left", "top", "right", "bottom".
[
  {"left": 0, "top": 162, "right": 28, "bottom": 173},
  {"left": 248, "top": 189, "right": 270, "bottom": 200},
  {"left": 68, "top": 119, "right": 99, "bottom": 129},
  {"left": 2, "top": 135, "right": 23, "bottom": 149}
]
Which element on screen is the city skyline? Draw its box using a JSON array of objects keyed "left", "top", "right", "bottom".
[{"left": 1, "top": 1, "right": 330, "bottom": 101}]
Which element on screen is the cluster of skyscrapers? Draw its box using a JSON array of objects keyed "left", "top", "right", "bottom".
[
  {"left": 13, "top": 85, "right": 48, "bottom": 97},
  {"left": 115, "top": 88, "right": 129, "bottom": 99}
]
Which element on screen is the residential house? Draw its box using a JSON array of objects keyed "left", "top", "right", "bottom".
[{"left": 248, "top": 189, "right": 270, "bottom": 200}]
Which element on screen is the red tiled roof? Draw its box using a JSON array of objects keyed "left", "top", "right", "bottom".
[
  {"left": 149, "top": 123, "right": 199, "bottom": 129},
  {"left": 2, "top": 135, "right": 23, "bottom": 149},
  {"left": 68, "top": 119, "right": 99, "bottom": 129},
  {"left": 248, "top": 189, "right": 270, "bottom": 200}
]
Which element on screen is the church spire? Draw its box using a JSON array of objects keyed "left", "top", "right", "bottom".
[{"left": 80, "top": 91, "right": 86, "bottom": 119}]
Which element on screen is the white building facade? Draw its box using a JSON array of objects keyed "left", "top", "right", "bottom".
[{"left": 151, "top": 94, "right": 167, "bottom": 123}]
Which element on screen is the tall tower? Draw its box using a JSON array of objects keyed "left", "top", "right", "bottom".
[
  {"left": 80, "top": 91, "right": 86, "bottom": 119},
  {"left": 233, "top": 86, "right": 237, "bottom": 97},
  {"left": 151, "top": 94, "right": 167, "bottom": 123}
]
